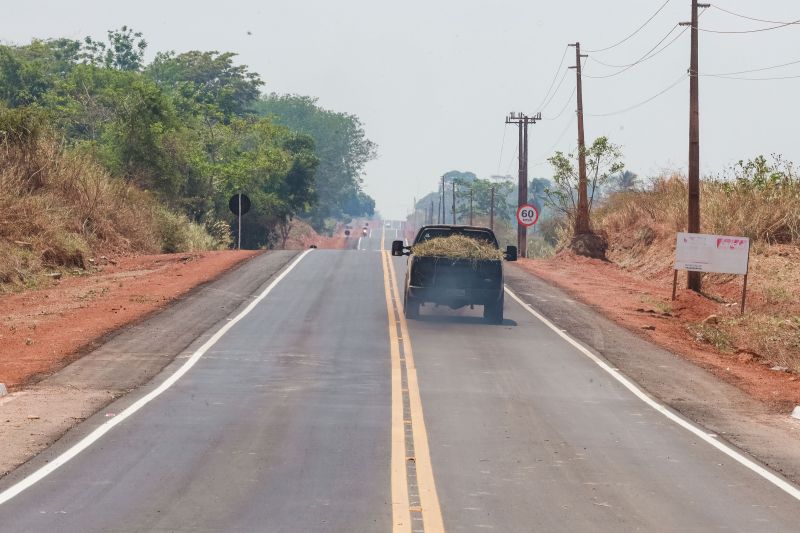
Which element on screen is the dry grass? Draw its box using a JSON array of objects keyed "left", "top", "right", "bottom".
[
  {"left": 0, "top": 120, "right": 221, "bottom": 291},
  {"left": 413, "top": 234, "right": 504, "bottom": 261},
  {"left": 594, "top": 172, "right": 800, "bottom": 371}
]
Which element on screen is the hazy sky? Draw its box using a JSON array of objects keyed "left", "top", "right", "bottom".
[{"left": 4, "top": 0, "right": 799, "bottom": 218}]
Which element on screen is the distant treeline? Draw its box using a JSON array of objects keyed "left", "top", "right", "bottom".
[{"left": 0, "top": 27, "right": 376, "bottom": 247}]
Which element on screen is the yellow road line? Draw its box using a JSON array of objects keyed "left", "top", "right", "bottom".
[
  {"left": 382, "top": 251, "right": 411, "bottom": 532},
  {"left": 382, "top": 250, "right": 445, "bottom": 533}
]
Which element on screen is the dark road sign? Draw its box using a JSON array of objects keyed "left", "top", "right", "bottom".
[{"left": 229, "top": 194, "right": 251, "bottom": 216}]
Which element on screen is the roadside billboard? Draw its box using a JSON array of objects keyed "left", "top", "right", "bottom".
[{"left": 674, "top": 232, "right": 750, "bottom": 275}]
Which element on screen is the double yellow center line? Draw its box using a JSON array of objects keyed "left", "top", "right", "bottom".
[{"left": 381, "top": 228, "right": 444, "bottom": 533}]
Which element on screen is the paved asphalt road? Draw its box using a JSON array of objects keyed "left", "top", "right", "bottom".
[{"left": 1, "top": 220, "right": 799, "bottom": 532}]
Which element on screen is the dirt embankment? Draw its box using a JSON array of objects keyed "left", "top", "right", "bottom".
[
  {"left": 0, "top": 250, "right": 260, "bottom": 389},
  {"left": 516, "top": 253, "right": 800, "bottom": 411}
]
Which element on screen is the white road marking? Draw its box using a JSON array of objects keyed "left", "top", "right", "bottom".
[
  {"left": 0, "top": 250, "right": 313, "bottom": 506},
  {"left": 357, "top": 236, "right": 362, "bottom": 250},
  {"left": 504, "top": 286, "right": 800, "bottom": 502}
]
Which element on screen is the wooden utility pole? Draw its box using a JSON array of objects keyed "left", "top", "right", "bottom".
[
  {"left": 439, "top": 175, "right": 445, "bottom": 224},
  {"left": 452, "top": 182, "right": 457, "bottom": 224},
  {"left": 505, "top": 112, "right": 540, "bottom": 256},
  {"left": 681, "top": 1, "right": 709, "bottom": 292},
  {"left": 569, "top": 42, "right": 590, "bottom": 235},
  {"left": 469, "top": 188, "right": 474, "bottom": 225},
  {"left": 429, "top": 200, "right": 434, "bottom": 225},
  {"left": 489, "top": 186, "right": 495, "bottom": 230}
]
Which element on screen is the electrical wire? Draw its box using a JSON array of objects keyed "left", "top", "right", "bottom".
[
  {"left": 709, "top": 5, "right": 800, "bottom": 26},
  {"left": 540, "top": 68, "right": 570, "bottom": 112},
  {"left": 534, "top": 46, "right": 569, "bottom": 111},
  {"left": 585, "top": 0, "right": 673, "bottom": 53},
  {"left": 586, "top": 7, "right": 707, "bottom": 76},
  {"left": 543, "top": 83, "right": 576, "bottom": 121},
  {"left": 586, "top": 73, "right": 687, "bottom": 117},
  {"left": 702, "top": 72, "right": 800, "bottom": 81},
  {"left": 531, "top": 115, "right": 576, "bottom": 167},
  {"left": 705, "top": 57, "right": 800, "bottom": 76},
  {"left": 497, "top": 124, "right": 508, "bottom": 176},
  {"left": 700, "top": 19, "right": 800, "bottom": 34},
  {"left": 583, "top": 24, "right": 681, "bottom": 79}
]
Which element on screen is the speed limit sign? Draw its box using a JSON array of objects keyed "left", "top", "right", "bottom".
[{"left": 516, "top": 204, "right": 539, "bottom": 227}]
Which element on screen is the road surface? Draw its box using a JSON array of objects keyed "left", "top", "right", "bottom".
[{"left": 1, "top": 220, "right": 799, "bottom": 532}]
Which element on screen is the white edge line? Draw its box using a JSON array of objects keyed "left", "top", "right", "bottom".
[
  {"left": 504, "top": 286, "right": 800, "bottom": 502},
  {"left": 0, "top": 249, "right": 313, "bottom": 506},
  {"left": 357, "top": 236, "right": 362, "bottom": 250}
]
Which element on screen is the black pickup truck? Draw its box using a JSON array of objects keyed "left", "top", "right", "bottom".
[{"left": 391, "top": 225, "right": 517, "bottom": 324}]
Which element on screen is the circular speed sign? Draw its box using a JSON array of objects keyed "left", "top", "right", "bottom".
[{"left": 516, "top": 204, "right": 539, "bottom": 227}]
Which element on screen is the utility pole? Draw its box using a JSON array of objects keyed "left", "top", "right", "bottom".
[
  {"left": 569, "top": 42, "right": 590, "bottom": 235},
  {"left": 469, "top": 188, "right": 474, "bottom": 225},
  {"left": 489, "top": 186, "right": 495, "bottom": 231},
  {"left": 505, "top": 111, "right": 541, "bottom": 256},
  {"left": 452, "top": 181, "right": 457, "bottom": 224},
  {"left": 681, "top": 1, "right": 709, "bottom": 292},
  {"left": 440, "top": 175, "right": 446, "bottom": 224},
  {"left": 429, "top": 200, "right": 434, "bottom": 225}
]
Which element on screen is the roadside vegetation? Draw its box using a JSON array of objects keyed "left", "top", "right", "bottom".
[
  {"left": 592, "top": 155, "right": 800, "bottom": 371},
  {"left": 0, "top": 27, "right": 376, "bottom": 290}
]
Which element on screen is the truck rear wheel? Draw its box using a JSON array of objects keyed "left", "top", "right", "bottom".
[
  {"left": 483, "top": 293, "right": 504, "bottom": 324},
  {"left": 404, "top": 292, "right": 420, "bottom": 319}
]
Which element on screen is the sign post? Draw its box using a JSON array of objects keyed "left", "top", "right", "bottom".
[
  {"left": 228, "top": 193, "right": 252, "bottom": 250},
  {"left": 672, "top": 232, "right": 751, "bottom": 313}
]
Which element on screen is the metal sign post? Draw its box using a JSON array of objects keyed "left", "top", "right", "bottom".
[{"left": 228, "top": 193, "right": 251, "bottom": 250}]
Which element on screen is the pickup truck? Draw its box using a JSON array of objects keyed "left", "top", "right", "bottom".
[{"left": 391, "top": 225, "right": 517, "bottom": 324}]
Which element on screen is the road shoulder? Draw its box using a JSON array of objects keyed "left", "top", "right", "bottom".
[
  {"left": 0, "top": 250, "right": 299, "bottom": 479},
  {"left": 505, "top": 264, "right": 800, "bottom": 485}
]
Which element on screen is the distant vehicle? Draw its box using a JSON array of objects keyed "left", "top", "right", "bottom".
[
  {"left": 344, "top": 230, "right": 351, "bottom": 236},
  {"left": 362, "top": 227, "right": 368, "bottom": 236},
  {"left": 392, "top": 225, "right": 517, "bottom": 324},
  {"left": 385, "top": 222, "right": 391, "bottom": 228}
]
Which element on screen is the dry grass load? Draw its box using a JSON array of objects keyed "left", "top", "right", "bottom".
[{"left": 412, "top": 234, "right": 504, "bottom": 261}]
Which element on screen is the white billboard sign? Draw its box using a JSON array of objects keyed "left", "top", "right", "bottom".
[{"left": 674, "top": 232, "right": 750, "bottom": 275}]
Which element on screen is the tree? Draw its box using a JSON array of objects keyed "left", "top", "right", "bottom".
[
  {"left": 252, "top": 94, "right": 377, "bottom": 229},
  {"left": 545, "top": 136, "right": 624, "bottom": 226},
  {"left": 147, "top": 51, "right": 263, "bottom": 118},
  {"left": 545, "top": 136, "right": 624, "bottom": 258},
  {"left": 613, "top": 170, "right": 639, "bottom": 192},
  {"left": 81, "top": 26, "right": 147, "bottom": 71}
]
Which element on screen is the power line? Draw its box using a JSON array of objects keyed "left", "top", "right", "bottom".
[
  {"left": 585, "top": 7, "right": 708, "bottom": 77},
  {"left": 705, "top": 57, "right": 800, "bottom": 76},
  {"left": 700, "top": 18, "right": 800, "bottom": 34},
  {"left": 702, "top": 72, "right": 800, "bottom": 81},
  {"left": 540, "top": 69, "right": 570, "bottom": 112},
  {"left": 709, "top": 5, "right": 800, "bottom": 26},
  {"left": 586, "top": 0, "right": 673, "bottom": 53},
  {"left": 587, "top": 25, "right": 686, "bottom": 70},
  {"left": 531, "top": 115, "right": 576, "bottom": 166},
  {"left": 543, "top": 83, "right": 577, "bottom": 120},
  {"left": 535, "top": 46, "right": 569, "bottom": 111},
  {"left": 585, "top": 73, "right": 687, "bottom": 117},
  {"left": 497, "top": 124, "right": 508, "bottom": 175},
  {"left": 583, "top": 24, "right": 681, "bottom": 79}
]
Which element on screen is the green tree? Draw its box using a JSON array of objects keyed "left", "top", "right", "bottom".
[
  {"left": 252, "top": 94, "right": 377, "bottom": 229},
  {"left": 147, "top": 51, "right": 263, "bottom": 118},
  {"left": 545, "top": 136, "right": 624, "bottom": 225},
  {"left": 81, "top": 26, "right": 147, "bottom": 71}
]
